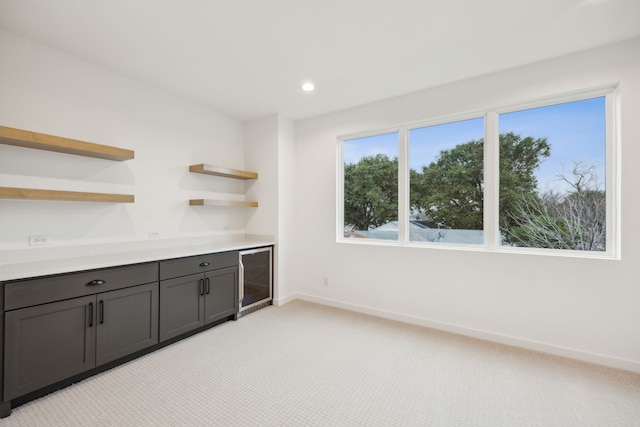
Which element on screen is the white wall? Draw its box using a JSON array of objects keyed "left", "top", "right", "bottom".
[
  {"left": 292, "top": 38, "right": 640, "bottom": 372},
  {"left": 276, "top": 116, "right": 297, "bottom": 303},
  {"left": 245, "top": 116, "right": 278, "bottom": 238},
  {"left": 244, "top": 115, "right": 297, "bottom": 303},
  {"left": 0, "top": 30, "right": 245, "bottom": 249}
]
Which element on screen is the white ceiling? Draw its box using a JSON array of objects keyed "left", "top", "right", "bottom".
[{"left": 1, "top": 0, "right": 639, "bottom": 122}]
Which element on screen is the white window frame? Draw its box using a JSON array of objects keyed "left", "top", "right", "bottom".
[
  {"left": 405, "top": 113, "right": 487, "bottom": 249},
  {"left": 337, "top": 127, "right": 402, "bottom": 245},
  {"left": 337, "top": 85, "right": 620, "bottom": 259}
]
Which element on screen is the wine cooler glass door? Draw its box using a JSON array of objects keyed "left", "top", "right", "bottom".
[{"left": 239, "top": 247, "right": 272, "bottom": 311}]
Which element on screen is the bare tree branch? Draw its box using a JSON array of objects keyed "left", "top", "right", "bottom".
[{"left": 504, "top": 162, "right": 605, "bottom": 251}]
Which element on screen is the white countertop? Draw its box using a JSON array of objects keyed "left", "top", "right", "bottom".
[{"left": 0, "top": 234, "right": 274, "bottom": 281}]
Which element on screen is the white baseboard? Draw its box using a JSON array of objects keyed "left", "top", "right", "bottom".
[
  {"left": 294, "top": 292, "right": 640, "bottom": 374},
  {"left": 273, "top": 293, "right": 297, "bottom": 306}
]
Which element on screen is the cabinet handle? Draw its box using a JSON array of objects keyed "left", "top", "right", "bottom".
[
  {"left": 86, "top": 279, "right": 106, "bottom": 286},
  {"left": 199, "top": 278, "right": 204, "bottom": 296},
  {"left": 99, "top": 300, "right": 104, "bottom": 324},
  {"left": 199, "top": 262, "right": 210, "bottom": 267},
  {"left": 205, "top": 277, "right": 210, "bottom": 294},
  {"left": 88, "top": 302, "right": 94, "bottom": 327}
]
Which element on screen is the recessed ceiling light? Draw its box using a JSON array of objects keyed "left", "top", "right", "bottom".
[{"left": 302, "top": 82, "right": 315, "bottom": 92}]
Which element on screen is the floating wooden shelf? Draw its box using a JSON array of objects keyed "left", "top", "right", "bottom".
[
  {"left": 0, "top": 125, "right": 134, "bottom": 161},
  {"left": 0, "top": 187, "right": 135, "bottom": 203},
  {"left": 189, "top": 164, "right": 258, "bottom": 180},
  {"left": 189, "top": 199, "right": 258, "bottom": 208},
  {"left": 188, "top": 164, "right": 258, "bottom": 209}
]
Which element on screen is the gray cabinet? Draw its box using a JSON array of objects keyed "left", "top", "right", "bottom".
[
  {"left": 3, "top": 263, "right": 158, "bottom": 400},
  {"left": 1, "top": 247, "right": 251, "bottom": 418},
  {"left": 159, "top": 273, "right": 204, "bottom": 340},
  {"left": 205, "top": 266, "right": 238, "bottom": 323},
  {"left": 95, "top": 283, "right": 158, "bottom": 366},
  {"left": 159, "top": 252, "right": 238, "bottom": 342},
  {"left": 4, "top": 295, "right": 96, "bottom": 400}
]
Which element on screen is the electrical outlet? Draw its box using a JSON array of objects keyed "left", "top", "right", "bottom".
[
  {"left": 29, "top": 234, "right": 51, "bottom": 246},
  {"left": 323, "top": 277, "right": 329, "bottom": 287},
  {"left": 222, "top": 225, "right": 231, "bottom": 230},
  {"left": 148, "top": 230, "right": 161, "bottom": 239}
]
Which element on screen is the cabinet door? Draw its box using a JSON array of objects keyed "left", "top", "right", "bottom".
[
  {"left": 204, "top": 266, "right": 238, "bottom": 324},
  {"left": 4, "top": 295, "right": 96, "bottom": 400},
  {"left": 95, "top": 283, "right": 159, "bottom": 366},
  {"left": 159, "top": 273, "right": 205, "bottom": 342}
]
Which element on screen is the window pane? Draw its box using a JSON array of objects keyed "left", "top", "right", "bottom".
[
  {"left": 498, "top": 97, "right": 606, "bottom": 251},
  {"left": 408, "top": 118, "right": 484, "bottom": 244},
  {"left": 343, "top": 132, "right": 399, "bottom": 240}
]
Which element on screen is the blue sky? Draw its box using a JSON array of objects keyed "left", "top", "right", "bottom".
[
  {"left": 499, "top": 97, "right": 606, "bottom": 193},
  {"left": 409, "top": 118, "right": 484, "bottom": 170},
  {"left": 343, "top": 96, "right": 606, "bottom": 194},
  {"left": 343, "top": 132, "right": 399, "bottom": 165}
]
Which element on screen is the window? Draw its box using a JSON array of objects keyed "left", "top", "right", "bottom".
[
  {"left": 338, "top": 87, "right": 618, "bottom": 257},
  {"left": 498, "top": 97, "right": 607, "bottom": 251},
  {"left": 408, "top": 117, "right": 485, "bottom": 245},
  {"left": 342, "top": 132, "right": 399, "bottom": 240}
]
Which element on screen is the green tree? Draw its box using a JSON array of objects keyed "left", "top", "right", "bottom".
[
  {"left": 344, "top": 154, "right": 397, "bottom": 230},
  {"left": 499, "top": 132, "right": 551, "bottom": 233},
  {"left": 411, "top": 139, "right": 484, "bottom": 229},
  {"left": 411, "top": 132, "right": 550, "bottom": 231}
]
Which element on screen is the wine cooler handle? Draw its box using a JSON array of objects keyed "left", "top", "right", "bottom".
[{"left": 238, "top": 258, "right": 245, "bottom": 308}]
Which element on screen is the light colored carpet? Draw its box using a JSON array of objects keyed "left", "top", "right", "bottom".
[{"left": 2, "top": 300, "right": 640, "bottom": 426}]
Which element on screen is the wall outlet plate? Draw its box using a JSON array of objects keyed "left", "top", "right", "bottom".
[
  {"left": 148, "top": 230, "right": 161, "bottom": 239},
  {"left": 29, "top": 234, "right": 51, "bottom": 246}
]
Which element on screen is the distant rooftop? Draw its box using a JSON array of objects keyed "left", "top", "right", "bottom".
[{"left": 348, "top": 221, "right": 483, "bottom": 245}]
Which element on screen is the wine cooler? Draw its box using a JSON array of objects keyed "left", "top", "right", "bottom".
[{"left": 239, "top": 246, "right": 273, "bottom": 316}]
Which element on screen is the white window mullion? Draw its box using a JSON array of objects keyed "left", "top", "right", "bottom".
[
  {"left": 606, "top": 89, "right": 620, "bottom": 257},
  {"left": 398, "top": 128, "right": 409, "bottom": 244},
  {"left": 336, "top": 138, "right": 345, "bottom": 242},
  {"left": 484, "top": 111, "right": 499, "bottom": 249}
]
